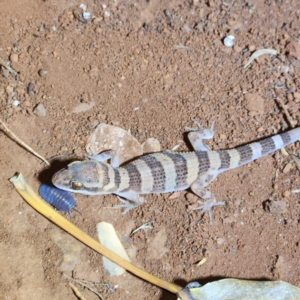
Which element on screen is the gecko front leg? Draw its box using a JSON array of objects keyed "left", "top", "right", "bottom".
[
  {"left": 191, "top": 170, "right": 225, "bottom": 224},
  {"left": 115, "top": 192, "right": 144, "bottom": 214},
  {"left": 186, "top": 118, "right": 215, "bottom": 151},
  {"left": 87, "top": 149, "right": 120, "bottom": 168}
]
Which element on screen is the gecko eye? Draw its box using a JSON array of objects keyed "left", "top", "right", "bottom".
[{"left": 71, "top": 181, "right": 83, "bottom": 190}]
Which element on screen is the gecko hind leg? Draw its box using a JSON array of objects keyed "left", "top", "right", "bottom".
[
  {"left": 114, "top": 192, "right": 144, "bottom": 214},
  {"left": 186, "top": 119, "right": 215, "bottom": 151},
  {"left": 190, "top": 170, "right": 225, "bottom": 224}
]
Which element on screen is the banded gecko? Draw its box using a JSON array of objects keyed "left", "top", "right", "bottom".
[{"left": 52, "top": 120, "right": 300, "bottom": 223}]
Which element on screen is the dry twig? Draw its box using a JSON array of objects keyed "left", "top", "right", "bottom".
[
  {"left": 275, "top": 98, "right": 296, "bottom": 128},
  {"left": 69, "top": 282, "right": 87, "bottom": 300},
  {"left": 0, "top": 59, "right": 17, "bottom": 75},
  {"left": 63, "top": 273, "right": 104, "bottom": 300},
  {"left": 0, "top": 118, "right": 50, "bottom": 165}
]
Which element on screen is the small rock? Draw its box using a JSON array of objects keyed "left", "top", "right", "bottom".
[
  {"left": 274, "top": 256, "right": 290, "bottom": 281},
  {"left": 33, "top": 103, "right": 46, "bottom": 117},
  {"left": 13, "top": 100, "right": 20, "bottom": 106},
  {"left": 86, "top": 123, "right": 143, "bottom": 165},
  {"left": 208, "top": 0, "right": 215, "bottom": 7},
  {"left": 257, "top": 126, "right": 264, "bottom": 132},
  {"left": 248, "top": 45, "right": 256, "bottom": 52},
  {"left": 168, "top": 191, "right": 181, "bottom": 200},
  {"left": 224, "top": 35, "right": 235, "bottom": 47},
  {"left": 186, "top": 193, "right": 198, "bottom": 203},
  {"left": 6, "top": 85, "right": 14, "bottom": 94},
  {"left": 93, "top": 17, "right": 102, "bottom": 24},
  {"left": 72, "top": 101, "right": 95, "bottom": 113},
  {"left": 216, "top": 237, "right": 225, "bottom": 245},
  {"left": 285, "top": 41, "right": 300, "bottom": 61},
  {"left": 233, "top": 44, "right": 242, "bottom": 53},
  {"left": 294, "top": 92, "right": 300, "bottom": 100},
  {"left": 83, "top": 12, "right": 91, "bottom": 20},
  {"left": 10, "top": 53, "right": 18, "bottom": 62},
  {"left": 269, "top": 200, "right": 287, "bottom": 214},
  {"left": 38, "top": 69, "right": 49, "bottom": 77},
  {"left": 244, "top": 93, "right": 264, "bottom": 115},
  {"left": 142, "top": 138, "right": 161, "bottom": 154},
  {"left": 11, "top": 61, "right": 24, "bottom": 73},
  {"left": 283, "top": 190, "right": 291, "bottom": 198},
  {"left": 282, "top": 163, "right": 293, "bottom": 174},
  {"left": 79, "top": 3, "right": 87, "bottom": 11}
]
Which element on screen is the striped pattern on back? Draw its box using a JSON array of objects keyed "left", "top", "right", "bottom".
[
  {"left": 117, "top": 127, "right": 300, "bottom": 194},
  {"left": 118, "top": 151, "right": 200, "bottom": 194}
]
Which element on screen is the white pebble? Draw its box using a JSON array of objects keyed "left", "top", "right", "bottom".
[
  {"left": 102, "top": 4, "right": 107, "bottom": 9},
  {"left": 79, "top": 4, "right": 87, "bottom": 11},
  {"left": 13, "top": 100, "right": 20, "bottom": 106},
  {"left": 18, "top": 211, "right": 23, "bottom": 215},
  {"left": 52, "top": 26, "right": 57, "bottom": 31},
  {"left": 283, "top": 66, "right": 290, "bottom": 73},
  {"left": 183, "top": 24, "right": 191, "bottom": 33},
  {"left": 83, "top": 12, "right": 91, "bottom": 20},
  {"left": 224, "top": 35, "right": 235, "bottom": 47},
  {"left": 104, "top": 11, "right": 110, "bottom": 17}
]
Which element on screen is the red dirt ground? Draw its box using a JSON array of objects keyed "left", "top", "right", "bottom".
[{"left": 1, "top": 0, "right": 300, "bottom": 299}]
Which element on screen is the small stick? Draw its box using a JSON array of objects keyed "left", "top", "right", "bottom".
[
  {"left": 243, "top": 48, "right": 278, "bottom": 68},
  {"left": 0, "top": 118, "right": 50, "bottom": 165},
  {"left": 0, "top": 59, "right": 18, "bottom": 75},
  {"left": 275, "top": 98, "right": 296, "bottom": 128},
  {"left": 63, "top": 274, "right": 104, "bottom": 300},
  {"left": 69, "top": 282, "right": 87, "bottom": 300}
]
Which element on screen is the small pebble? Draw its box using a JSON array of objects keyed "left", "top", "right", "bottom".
[
  {"left": 13, "top": 100, "right": 20, "bottom": 106},
  {"left": 33, "top": 103, "right": 47, "bottom": 117},
  {"left": 257, "top": 126, "right": 264, "bottom": 133},
  {"left": 83, "top": 12, "right": 91, "bottom": 20},
  {"left": 38, "top": 69, "right": 49, "bottom": 77},
  {"left": 142, "top": 138, "right": 161, "bottom": 154},
  {"left": 6, "top": 85, "right": 14, "bottom": 94},
  {"left": 104, "top": 11, "right": 110, "bottom": 17},
  {"left": 10, "top": 53, "right": 18, "bottom": 62},
  {"left": 186, "top": 193, "right": 198, "bottom": 203},
  {"left": 233, "top": 44, "right": 242, "bottom": 53},
  {"left": 216, "top": 237, "right": 225, "bottom": 245},
  {"left": 79, "top": 3, "right": 87, "bottom": 11},
  {"left": 27, "top": 82, "right": 34, "bottom": 95},
  {"left": 269, "top": 200, "right": 287, "bottom": 214},
  {"left": 224, "top": 35, "right": 235, "bottom": 47},
  {"left": 282, "top": 163, "right": 293, "bottom": 174},
  {"left": 294, "top": 92, "right": 300, "bottom": 100},
  {"left": 248, "top": 45, "right": 256, "bottom": 52},
  {"left": 283, "top": 190, "right": 291, "bottom": 198},
  {"left": 168, "top": 191, "right": 181, "bottom": 200},
  {"left": 93, "top": 17, "right": 102, "bottom": 24}
]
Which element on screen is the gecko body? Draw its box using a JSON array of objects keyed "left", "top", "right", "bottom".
[{"left": 52, "top": 120, "right": 300, "bottom": 223}]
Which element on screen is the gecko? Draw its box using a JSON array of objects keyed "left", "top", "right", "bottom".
[{"left": 52, "top": 119, "right": 300, "bottom": 223}]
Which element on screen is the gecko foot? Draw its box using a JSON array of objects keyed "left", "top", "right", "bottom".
[
  {"left": 193, "top": 200, "right": 225, "bottom": 224},
  {"left": 185, "top": 119, "right": 215, "bottom": 139},
  {"left": 114, "top": 196, "right": 139, "bottom": 214}
]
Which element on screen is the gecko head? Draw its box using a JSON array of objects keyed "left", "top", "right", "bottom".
[{"left": 52, "top": 160, "right": 111, "bottom": 195}]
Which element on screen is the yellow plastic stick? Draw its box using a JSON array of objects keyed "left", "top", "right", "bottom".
[{"left": 9, "top": 173, "right": 183, "bottom": 296}]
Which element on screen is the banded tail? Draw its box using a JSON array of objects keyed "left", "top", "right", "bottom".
[{"left": 217, "top": 127, "right": 300, "bottom": 172}]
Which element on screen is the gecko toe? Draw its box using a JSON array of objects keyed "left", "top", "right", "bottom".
[
  {"left": 193, "top": 200, "right": 225, "bottom": 224},
  {"left": 114, "top": 196, "right": 138, "bottom": 214}
]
